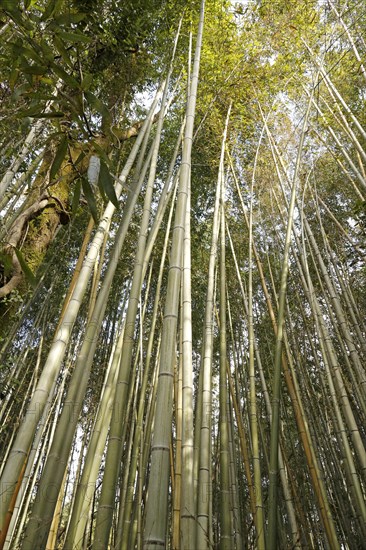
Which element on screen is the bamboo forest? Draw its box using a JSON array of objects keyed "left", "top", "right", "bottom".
[{"left": 1, "top": 0, "right": 366, "bottom": 548}]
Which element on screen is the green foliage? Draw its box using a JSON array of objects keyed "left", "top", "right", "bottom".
[
  {"left": 98, "top": 160, "right": 118, "bottom": 208},
  {"left": 49, "top": 134, "right": 68, "bottom": 181},
  {"left": 0, "top": 250, "right": 13, "bottom": 277},
  {"left": 14, "top": 247, "right": 38, "bottom": 288},
  {"left": 0, "top": 0, "right": 186, "bottom": 144},
  {"left": 81, "top": 176, "right": 98, "bottom": 223},
  {"left": 71, "top": 178, "right": 82, "bottom": 214}
]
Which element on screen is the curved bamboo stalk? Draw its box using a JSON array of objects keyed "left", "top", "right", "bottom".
[
  {"left": 226, "top": 221, "right": 302, "bottom": 548},
  {"left": 218, "top": 176, "right": 231, "bottom": 550},
  {"left": 0, "top": 90, "right": 162, "bottom": 542},
  {"left": 63, "top": 319, "right": 125, "bottom": 549},
  {"left": 196, "top": 105, "right": 228, "bottom": 550},
  {"left": 143, "top": 3, "right": 205, "bottom": 547},
  {"left": 92, "top": 41, "right": 180, "bottom": 550},
  {"left": 247, "top": 125, "right": 266, "bottom": 550},
  {"left": 20, "top": 93, "right": 165, "bottom": 549},
  {"left": 0, "top": 119, "right": 45, "bottom": 201}
]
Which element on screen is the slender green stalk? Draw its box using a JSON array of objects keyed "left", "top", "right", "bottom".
[
  {"left": 226, "top": 220, "right": 301, "bottom": 548},
  {"left": 267, "top": 89, "right": 314, "bottom": 549},
  {"left": 118, "top": 177, "right": 179, "bottom": 550},
  {"left": 218, "top": 191, "right": 231, "bottom": 550},
  {"left": 63, "top": 322, "right": 124, "bottom": 549},
  {"left": 143, "top": 3, "right": 205, "bottom": 547},
  {"left": 196, "top": 103, "right": 230, "bottom": 550},
  {"left": 262, "top": 126, "right": 340, "bottom": 550},
  {"left": 92, "top": 73, "right": 173, "bottom": 550},
  {"left": 0, "top": 90, "right": 162, "bottom": 542},
  {"left": 247, "top": 126, "right": 266, "bottom": 549},
  {"left": 180, "top": 164, "right": 195, "bottom": 550}
]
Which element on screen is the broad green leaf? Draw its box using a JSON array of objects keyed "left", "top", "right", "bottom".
[
  {"left": 38, "top": 39, "right": 56, "bottom": 62},
  {"left": 49, "top": 61, "right": 80, "bottom": 89},
  {"left": 89, "top": 140, "right": 110, "bottom": 165},
  {"left": 14, "top": 248, "right": 37, "bottom": 289},
  {"left": 17, "top": 104, "right": 47, "bottom": 117},
  {"left": 9, "top": 68, "right": 20, "bottom": 90},
  {"left": 26, "top": 93, "right": 58, "bottom": 101},
  {"left": 9, "top": 42, "right": 43, "bottom": 64},
  {"left": 97, "top": 180, "right": 107, "bottom": 204},
  {"left": 54, "top": 13, "right": 87, "bottom": 25},
  {"left": 81, "top": 73, "right": 93, "bottom": 91},
  {"left": 81, "top": 177, "right": 99, "bottom": 223},
  {"left": 56, "top": 30, "right": 92, "bottom": 44},
  {"left": 5, "top": 6, "right": 33, "bottom": 30},
  {"left": 50, "top": 135, "right": 68, "bottom": 181},
  {"left": 71, "top": 179, "right": 81, "bottom": 215},
  {"left": 23, "top": 111, "right": 65, "bottom": 118},
  {"left": 85, "top": 91, "right": 111, "bottom": 125},
  {"left": 41, "top": 0, "right": 62, "bottom": 20},
  {"left": 99, "top": 160, "right": 119, "bottom": 208},
  {"left": 53, "top": 35, "right": 73, "bottom": 68},
  {"left": 44, "top": 131, "right": 65, "bottom": 144},
  {"left": 22, "top": 65, "right": 48, "bottom": 75},
  {"left": 73, "top": 149, "right": 86, "bottom": 166},
  {"left": 40, "top": 76, "right": 55, "bottom": 85}
]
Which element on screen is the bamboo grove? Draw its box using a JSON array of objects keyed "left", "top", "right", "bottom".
[{"left": 0, "top": 0, "right": 365, "bottom": 548}]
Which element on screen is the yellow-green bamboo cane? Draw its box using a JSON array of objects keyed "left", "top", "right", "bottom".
[
  {"left": 143, "top": 3, "right": 205, "bottom": 547},
  {"left": 20, "top": 95, "right": 166, "bottom": 549},
  {"left": 0, "top": 90, "right": 162, "bottom": 541},
  {"left": 117, "top": 175, "right": 180, "bottom": 550},
  {"left": 247, "top": 127, "right": 266, "bottom": 549},
  {"left": 267, "top": 90, "right": 314, "bottom": 549},
  {"left": 92, "top": 75, "right": 174, "bottom": 550},
  {"left": 218, "top": 180, "right": 231, "bottom": 550},
  {"left": 63, "top": 321, "right": 125, "bottom": 549},
  {"left": 196, "top": 104, "right": 230, "bottom": 550}
]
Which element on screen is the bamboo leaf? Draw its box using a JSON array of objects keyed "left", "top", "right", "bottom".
[
  {"left": 9, "top": 42, "right": 43, "bottom": 64},
  {"left": 41, "top": 0, "right": 58, "bottom": 20},
  {"left": 44, "top": 131, "right": 65, "bottom": 143},
  {"left": 89, "top": 140, "right": 110, "bottom": 165},
  {"left": 97, "top": 181, "right": 107, "bottom": 204},
  {"left": 71, "top": 179, "right": 81, "bottom": 215},
  {"left": 9, "top": 68, "right": 20, "bottom": 90},
  {"left": 53, "top": 35, "right": 73, "bottom": 68},
  {"left": 17, "top": 103, "right": 51, "bottom": 117},
  {"left": 56, "top": 30, "right": 92, "bottom": 44},
  {"left": 84, "top": 91, "right": 111, "bottom": 124},
  {"left": 41, "top": 0, "right": 63, "bottom": 20},
  {"left": 53, "top": 13, "right": 87, "bottom": 25},
  {"left": 73, "top": 149, "right": 86, "bottom": 167},
  {"left": 19, "top": 110, "right": 65, "bottom": 118},
  {"left": 50, "top": 135, "right": 68, "bottom": 181},
  {"left": 49, "top": 61, "right": 80, "bottom": 89},
  {"left": 5, "top": 6, "right": 33, "bottom": 30},
  {"left": 14, "top": 248, "right": 37, "bottom": 289},
  {"left": 21, "top": 65, "right": 48, "bottom": 75},
  {"left": 37, "top": 39, "right": 56, "bottom": 62},
  {"left": 81, "top": 177, "right": 99, "bottom": 223},
  {"left": 81, "top": 73, "right": 93, "bottom": 91},
  {"left": 99, "top": 160, "right": 119, "bottom": 208}
]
